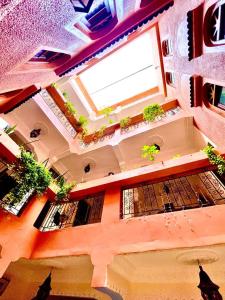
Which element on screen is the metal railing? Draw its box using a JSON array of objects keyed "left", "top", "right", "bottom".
[
  {"left": 38, "top": 192, "right": 104, "bottom": 231},
  {"left": 79, "top": 107, "right": 181, "bottom": 149},
  {"left": 39, "top": 89, "right": 76, "bottom": 138},
  {"left": 121, "top": 170, "right": 225, "bottom": 219}
]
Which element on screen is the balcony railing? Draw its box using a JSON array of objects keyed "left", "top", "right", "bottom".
[
  {"left": 36, "top": 192, "right": 104, "bottom": 231},
  {"left": 39, "top": 89, "right": 76, "bottom": 138},
  {"left": 121, "top": 169, "right": 225, "bottom": 219},
  {"left": 79, "top": 106, "right": 181, "bottom": 149}
]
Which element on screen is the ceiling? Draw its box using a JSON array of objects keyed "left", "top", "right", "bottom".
[
  {"left": 2, "top": 244, "right": 225, "bottom": 300},
  {"left": 108, "top": 244, "right": 225, "bottom": 299}
]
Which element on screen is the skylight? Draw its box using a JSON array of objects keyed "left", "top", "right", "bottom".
[{"left": 78, "top": 30, "right": 159, "bottom": 110}]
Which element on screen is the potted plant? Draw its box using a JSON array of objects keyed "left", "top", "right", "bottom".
[
  {"left": 4, "top": 125, "right": 17, "bottom": 135},
  {"left": 143, "top": 104, "right": 164, "bottom": 122},
  {"left": 203, "top": 145, "right": 225, "bottom": 175},
  {"left": 55, "top": 176, "right": 76, "bottom": 202},
  {"left": 64, "top": 100, "right": 77, "bottom": 116},
  {"left": 141, "top": 144, "right": 160, "bottom": 161},
  {"left": 100, "top": 107, "right": 115, "bottom": 124},
  {"left": 97, "top": 125, "right": 106, "bottom": 138},
  {"left": 120, "top": 117, "right": 131, "bottom": 129},
  {"left": 77, "top": 115, "right": 88, "bottom": 128}
]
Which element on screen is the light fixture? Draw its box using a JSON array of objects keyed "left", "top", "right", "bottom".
[
  {"left": 32, "top": 272, "right": 51, "bottom": 300},
  {"left": 198, "top": 265, "right": 223, "bottom": 300},
  {"left": 70, "top": 0, "right": 95, "bottom": 13},
  {"left": 30, "top": 128, "right": 41, "bottom": 138}
]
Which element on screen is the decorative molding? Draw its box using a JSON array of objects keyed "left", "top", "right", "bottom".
[
  {"left": 189, "top": 75, "right": 203, "bottom": 107},
  {"left": 176, "top": 249, "right": 219, "bottom": 265},
  {"left": 187, "top": 4, "right": 203, "bottom": 61}
]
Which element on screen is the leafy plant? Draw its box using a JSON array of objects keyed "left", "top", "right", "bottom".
[
  {"left": 100, "top": 107, "right": 113, "bottom": 117},
  {"left": 120, "top": 117, "right": 131, "bottom": 128},
  {"left": 62, "top": 91, "right": 69, "bottom": 99},
  {"left": 64, "top": 100, "right": 77, "bottom": 116},
  {"left": 51, "top": 82, "right": 58, "bottom": 88},
  {"left": 4, "top": 125, "right": 17, "bottom": 135},
  {"left": 78, "top": 115, "right": 88, "bottom": 127},
  {"left": 6, "top": 148, "right": 52, "bottom": 204},
  {"left": 203, "top": 145, "right": 225, "bottom": 175},
  {"left": 142, "top": 144, "right": 160, "bottom": 161},
  {"left": 55, "top": 176, "right": 76, "bottom": 201},
  {"left": 143, "top": 104, "right": 164, "bottom": 122},
  {"left": 100, "top": 107, "right": 115, "bottom": 125},
  {"left": 97, "top": 125, "right": 106, "bottom": 138}
]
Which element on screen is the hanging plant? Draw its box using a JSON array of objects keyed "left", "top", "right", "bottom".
[
  {"left": 55, "top": 176, "right": 76, "bottom": 201},
  {"left": 6, "top": 148, "right": 52, "bottom": 205},
  {"left": 120, "top": 117, "right": 131, "bottom": 128},
  {"left": 203, "top": 145, "right": 225, "bottom": 175},
  {"left": 143, "top": 104, "right": 164, "bottom": 122},
  {"left": 141, "top": 144, "right": 160, "bottom": 161}
]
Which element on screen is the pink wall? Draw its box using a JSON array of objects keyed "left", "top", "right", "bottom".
[{"left": 159, "top": 0, "right": 225, "bottom": 147}]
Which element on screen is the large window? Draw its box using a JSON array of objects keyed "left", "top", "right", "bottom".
[{"left": 77, "top": 29, "right": 159, "bottom": 111}]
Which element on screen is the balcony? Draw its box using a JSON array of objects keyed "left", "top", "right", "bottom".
[
  {"left": 121, "top": 169, "right": 225, "bottom": 219},
  {"left": 33, "top": 89, "right": 77, "bottom": 141},
  {"left": 36, "top": 192, "right": 104, "bottom": 232}
]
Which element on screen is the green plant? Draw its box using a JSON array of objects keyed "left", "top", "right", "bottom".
[
  {"left": 62, "top": 91, "right": 69, "bottom": 99},
  {"left": 64, "top": 100, "right": 77, "bottom": 116},
  {"left": 203, "top": 145, "right": 225, "bottom": 175},
  {"left": 55, "top": 176, "right": 76, "bottom": 201},
  {"left": 100, "top": 107, "right": 115, "bottom": 125},
  {"left": 78, "top": 115, "right": 88, "bottom": 128},
  {"left": 97, "top": 125, "right": 106, "bottom": 138},
  {"left": 143, "top": 104, "right": 164, "bottom": 122},
  {"left": 120, "top": 117, "right": 131, "bottom": 128},
  {"left": 51, "top": 82, "right": 58, "bottom": 88},
  {"left": 6, "top": 148, "right": 52, "bottom": 204},
  {"left": 4, "top": 125, "right": 17, "bottom": 135},
  {"left": 142, "top": 144, "right": 160, "bottom": 161}
]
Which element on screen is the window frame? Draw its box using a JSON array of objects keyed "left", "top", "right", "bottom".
[{"left": 204, "top": 0, "right": 225, "bottom": 46}]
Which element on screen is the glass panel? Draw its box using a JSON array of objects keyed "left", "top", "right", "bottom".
[{"left": 79, "top": 30, "right": 158, "bottom": 110}]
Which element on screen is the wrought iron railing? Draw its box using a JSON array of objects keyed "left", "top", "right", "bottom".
[
  {"left": 37, "top": 192, "right": 104, "bottom": 231},
  {"left": 79, "top": 107, "right": 181, "bottom": 149},
  {"left": 121, "top": 170, "right": 225, "bottom": 219},
  {"left": 39, "top": 89, "right": 76, "bottom": 138},
  {"left": 1, "top": 189, "right": 33, "bottom": 216}
]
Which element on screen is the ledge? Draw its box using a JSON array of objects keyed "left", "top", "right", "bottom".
[{"left": 0, "top": 85, "right": 41, "bottom": 114}]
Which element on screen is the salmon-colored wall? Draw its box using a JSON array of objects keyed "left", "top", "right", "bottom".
[{"left": 0, "top": 194, "right": 47, "bottom": 277}]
